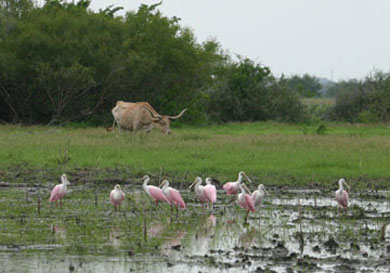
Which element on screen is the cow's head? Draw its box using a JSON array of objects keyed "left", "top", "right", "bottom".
[{"left": 147, "top": 108, "right": 187, "bottom": 134}]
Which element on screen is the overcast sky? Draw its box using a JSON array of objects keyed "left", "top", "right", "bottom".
[{"left": 86, "top": 0, "right": 390, "bottom": 81}]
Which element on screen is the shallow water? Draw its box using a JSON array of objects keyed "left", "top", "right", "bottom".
[{"left": 1, "top": 184, "right": 390, "bottom": 273}]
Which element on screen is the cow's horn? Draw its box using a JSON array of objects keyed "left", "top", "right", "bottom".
[
  {"left": 144, "top": 107, "right": 162, "bottom": 120},
  {"left": 168, "top": 108, "right": 187, "bottom": 120}
]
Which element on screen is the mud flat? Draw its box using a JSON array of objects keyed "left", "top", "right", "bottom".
[{"left": 1, "top": 176, "right": 390, "bottom": 272}]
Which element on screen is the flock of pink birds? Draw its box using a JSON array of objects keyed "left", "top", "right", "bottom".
[{"left": 49, "top": 172, "right": 350, "bottom": 215}]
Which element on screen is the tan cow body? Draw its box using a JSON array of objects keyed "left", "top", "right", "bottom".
[{"left": 107, "top": 101, "right": 186, "bottom": 134}]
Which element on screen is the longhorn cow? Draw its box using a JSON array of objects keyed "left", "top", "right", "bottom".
[{"left": 106, "top": 101, "right": 187, "bottom": 134}]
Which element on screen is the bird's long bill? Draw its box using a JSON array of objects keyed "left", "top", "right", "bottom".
[
  {"left": 243, "top": 173, "right": 252, "bottom": 183},
  {"left": 189, "top": 180, "right": 196, "bottom": 189},
  {"left": 62, "top": 175, "right": 70, "bottom": 185},
  {"left": 264, "top": 187, "right": 270, "bottom": 195},
  {"left": 140, "top": 175, "right": 148, "bottom": 181},
  {"left": 242, "top": 183, "right": 252, "bottom": 194},
  {"left": 159, "top": 180, "right": 165, "bottom": 188},
  {"left": 343, "top": 180, "right": 350, "bottom": 190}
]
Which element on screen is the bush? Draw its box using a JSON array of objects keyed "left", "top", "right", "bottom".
[
  {"left": 0, "top": 0, "right": 222, "bottom": 125},
  {"left": 207, "top": 58, "right": 305, "bottom": 123},
  {"left": 331, "top": 71, "right": 390, "bottom": 123}
]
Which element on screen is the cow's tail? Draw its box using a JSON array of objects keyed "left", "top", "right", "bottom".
[{"left": 106, "top": 117, "right": 117, "bottom": 132}]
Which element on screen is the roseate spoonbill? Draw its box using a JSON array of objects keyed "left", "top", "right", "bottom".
[
  {"left": 252, "top": 184, "right": 269, "bottom": 208},
  {"left": 189, "top": 177, "right": 208, "bottom": 205},
  {"left": 223, "top": 171, "right": 252, "bottom": 205},
  {"left": 237, "top": 183, "right": 256, "bottom": 222},
  {"left": 110, "top": 184, "right": 125, "bottom": 211},
  {"left": 335, "top": 178, "right": 350, "bottom": 209},
  {"left": 160, "top": 179, "right": 186, "bottom": 209},
  {"left": 49, "top": 173, "right": 70, "bottom": 206},
  {"left": 142, "top": 175, "right": 170, "bottom": 207},
  {"left": 223, "top": 171, "right": 252, "bottom": 195},
  {"left": 204, "top": 177, "right": 217, "bottom": 208}
]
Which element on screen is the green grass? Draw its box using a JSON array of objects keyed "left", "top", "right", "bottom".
[
  {"left": 0, "top": 188, "right": 203, "bottom": 256},
  {"left": 301, "top": 97, "right": 335, "bottom": 106},
  {"left": 1, "top": 122, "right": 390, "bottom": 188}
]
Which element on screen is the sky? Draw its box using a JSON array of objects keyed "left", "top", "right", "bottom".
[{"left": 85, "top": 1, "right": 390, "bottom": 81}]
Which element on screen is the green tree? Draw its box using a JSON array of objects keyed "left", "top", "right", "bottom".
[
  {"left": 285, "top": 74, "right": 322, "bottom": 98},
  {"left": 208, "top": 58, "right": 304, "bottom": 122},
  {"left": 0, "top": 1, "right": 223, "bottom": 125},
  {"left": 332, "top": 80, "right": 364, "bottom": 122},
  {"left": 331, "top": 71, "right": 390, "bottom": 123},
  {"left": 361, "top": 71, "right": 390, "bottom": 122}
]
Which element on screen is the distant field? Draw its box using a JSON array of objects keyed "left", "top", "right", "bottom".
[
  {"left": 1, "top": 122, "right": 390, "bottom": 189},
  {"left": 301, "top": 97, "right": 335, "bottom": 106}
]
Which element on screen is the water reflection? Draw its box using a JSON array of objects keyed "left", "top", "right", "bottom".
[
  {"left": 161, "top": 230, "right": 187, "bottom": 253},
  {"left": 189, "top": 214, "right": 217, "bottom": 254},
  {"left": 3, "top": 192, "right": 390, "bottom": 273},
  {"left": 109, "top": 227, "right": 121, "bottom": 249},
  {"left": 238, "top": 227, "right": 259, "bottom": 248},
  {"left": 147, "top": 222, "right": 165, "bottom": 238},
  {"left": 51, "top": 224, "right": 66, "bottom": 241}
]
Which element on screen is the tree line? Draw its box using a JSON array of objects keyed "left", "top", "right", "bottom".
[{"left": 1, "top": 0, "right": 389, "bottom": 126}]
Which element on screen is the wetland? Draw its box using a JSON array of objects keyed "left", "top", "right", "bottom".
[
  {"left": 1, "top": 123, "right": 390, "bottom": 272},
  {"left": 1, "top": 170, "right": 390, "bottom": 273}
]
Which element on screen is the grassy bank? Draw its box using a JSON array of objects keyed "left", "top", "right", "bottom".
[{"left": 1, "top": 122, "right": 390, "bottom": 188}]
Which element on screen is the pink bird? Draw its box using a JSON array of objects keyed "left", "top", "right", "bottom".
[
  {"left": 142, "top": 175, "right": 170, "bottom": 206},
  {"left": 252, "top": 184, "right": 269, "bottom": 209},
  {"left": 110, "top": 184, "right": 125, "bottom": 210},
  {"left": 49, "top": 173, "right": 70, "bottom": 206},
  {"left": 335, "top": 178, "right": 350, "bottom": 209},
  {"left": 237, "top": 183, "right": 256, "bottom": 222},
  {"left": 160, "top": 179, "right": 186, "bottom": 209},
  {"left": 204, "top": 177, "right": 217, "bottom": 206},
  {"left": 189, "top": 177, "right": 208, "bottom": 204},
  {"left": 223, "top": 171, "right": 252, "bottom": 195}
]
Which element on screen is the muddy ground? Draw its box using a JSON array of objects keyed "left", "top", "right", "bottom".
[{"left": 1, "top": 169, "right": 390, "bottom": 273}]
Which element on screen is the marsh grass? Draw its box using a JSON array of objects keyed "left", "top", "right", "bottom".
[
  {"left": 0, "top": 185, "right": 199, "bottom": 254},
  {"left": 1, "top": 122, "right": 390, "bottom": 188},
  {"left": 1, "top": 184, "right": 390, "bottom": 271}
]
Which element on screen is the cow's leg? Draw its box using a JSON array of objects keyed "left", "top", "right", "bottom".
[
  {"left": 133, "top": 120, "right": 141, "bottom": 132},
  {"left": 107, "top": 118, "right": 116, "bottom": 132},
  {"left": 112, "top": 118, "right": 121, "bottom": 133},
  {"left": 145, "top": 124, "right": 154, "bottom": 133}
]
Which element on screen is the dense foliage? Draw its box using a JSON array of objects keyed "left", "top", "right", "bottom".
[
  {"left": 208, "top": 58, "right": 305, "bottom": 122},
  {"left": 283, "top": 74, "right": 322, "bottom": 98},
  {"left": 0, "top": 0, "right": 306, "bottom": 125},
  {"left": 1, "top": 0, "right": 390, "bottom": 125},
  {"left": 330, "top": 72, "right": 390, "bottom": 123},
  {"left": 0, "top": 0, "right": 217, "bottom": 124}
]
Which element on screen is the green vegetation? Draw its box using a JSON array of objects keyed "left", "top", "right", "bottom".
[
  {"left": 1, "top": 1, "right": 389, "bottom": 271},
  {"left": 332, "top": 72, "right": 390, "bottom": 123},
  {"left": 0, "top": 186, "right": 202, "bottom": 254},
  {"left": 282, "top": 74, "right": 322, "bottom": 98},
  {"left": 1, "top": 122, "right": 389, "bottom": 188},
  {"left": 2, "top": 0, "right": 301, "bottom": 126},
  {"left": 208, "top": 58, "right": 304, "bottom": 123},
  {"left": 2, "top": 0, "right": 390, "bottom": 126},
  {"left": 0, "top": 0, "right": 223, "bottom": 125}
]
